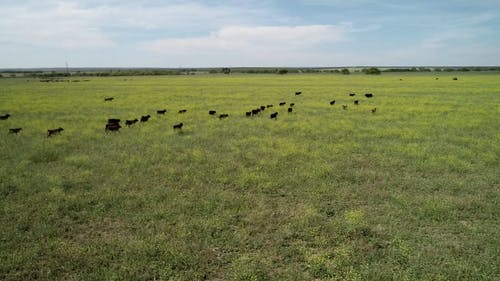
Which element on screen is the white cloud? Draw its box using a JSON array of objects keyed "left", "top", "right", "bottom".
[
  {"left": 0, "top": 1, "right": 113, "bottom": 48},
  {"left": 141, "top": 24, "right": 352, "bottom": 66},
  {"left": 102, "top": 2, "right": 272, "bottom": 30},
  {"left": 0, "top": 1, "right": 273, "bottom": 49}
]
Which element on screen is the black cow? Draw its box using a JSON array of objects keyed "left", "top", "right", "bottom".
[
  {"left": 260, "top": 105, "right": 266, "bottom": 111},
  {"left": 173, "top": 122, "right": 183, "bottom": 129},
  {"left": 270, "top": 112, "right": 278, "bottom": 119},
  {"left": 330, "top": 100, "right": 336, "bottom": 105},
  {"left": 266, "top": 104, "right": 273, "bottom": 108},
  {"left": 178, "top": 109, "right": 187, "bottom": 113},
  {"left": 371, "top": 108, "right": 377, "bottom": 113},
  {"left": 104, "top": 97, "right": 114, "bottom": 101},
  {"left": 290, "top": 103, "right": 295, "bottom": 107},
  {"left": 209, "top": 110, "right": 217, "bottom": 115},
  {"left": 252, "top": 109, "right": 260, "bottom": 115},
  {"left": 219, "top": 114, "right": 229, "bottom": 119},
  {"left": 107, "top": 118, "right": 120, "bottom": 124},
  {"left": 157, "top": 109, "right": 167, "bottom": 114},
  {"left": 365, "top": 93, "right": 374, "bottom": 98},
  {"left": 349, "top": 93, "right": 355, "bottom": 97},
  {"left": 140, "top": 115, "right": 151, "bottom": 122},
  {"left": 9, "top": 128, "right": 22, "bottom": 134},
  {"left": 125, "top": 119, "right": 138, "bottom": 126},
  {"left": 105, "top": 123, "right": 121, "bottom": 132},
  {"left": 279, "top": 102, "right": 286, "bottom": 106},
  {"left": 295, "top": 91, "right": 302, "bottom": 95},
  {"left": 0, "top": 114, "right": 11, "bottom": 120},
  {"left": 453, "top": 77, "right": 458, "bottom": 80},
  {"left": 354, "top": 100, "right": 359, "bottom": 105},
  {"left": 245, "top": 111, "right": 252, "bottom": 117},
  {"left": 288, "top": 107, "right": 293, "bottom": 113},
  {"left": 47, "top": 127, "right": 64, "bottom": 137}
]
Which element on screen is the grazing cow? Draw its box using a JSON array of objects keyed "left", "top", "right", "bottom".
[
  {"left": 354, "top": 100, "right": 359, "bottom": 105},
  {"left": 295, "top": 91, "right": 302, "bottom": 95},
  {"left": 453, "top": 77, "right": 458, "bottom": 80},
  {"left": 266, "top": 104, "right": 273, "bottom": 108},
  {"left": 349, "top": 93, "right": 356, "bottom": 97},
  {"left": 173, "top": 122, "right": 183, "bottom": 129},
  {"left": 245, "top": 111, "right": 252, "bottom": 117},
  {"left": 125, "top": 119, "right": 138, "bottom": 126},
  {"left": 157, "top": 109, "right": 167, "bottom": 115},
  {"left": 140, "top": 115, "right": 151, "bottom": 122},
  {"left": 330, "top": 100, "right": 336, "bottom": 105},
  {"left": 178, "top": 109, "right": 187, "bottom": 113},
  {"left": 260, "top": 105, "right": 266, "bottom": 111},
  {"left": 365, "top": 93, "right": 374, "bottom": 98},
  {"left": 270, "top": 112, "right": 278, "bottom": 119},
  {"left": 290, "top": 103, "right": 295, "bottom": 107},
  {"left": 104, "top": 97, "right": 114, "bottom": 101},
  {"left": 342, "top": 105, "right": 348, "bottom": 110},
  {"left": 252, "top": 109, "right": 260, "bottom": 115},
  {"left": 209, "top": 110, "right": 217, "bottom": 115},
  {"left": 279, "top": 102, "right": 286, "bottom": 106},
  {"left": 371, "top": 108, "right": 377, "bottom": 113},
  {"left": 105, "top": 123, "right": 121, "bottom": 132},
  {"left": 107, "top": 118, "right": 120, "bottom": 124},
  {"left": 0, "top": 114, "right": 11, "bottom": 120},
  {"left": 219, "top": 114, "right": 229, "bottom": 119},
  {"left": 47, "top": 127, "right": 64, "bottom": 137},
  {"left": 9, "top": 128, "right": 22, "bottom": 134},
  {"left": 288, "top": 107, "right": 293, "bottom": 113}
]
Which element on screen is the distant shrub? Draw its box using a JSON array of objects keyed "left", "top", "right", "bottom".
[
  {"left": 277, "top": 69, "right": 288, "bottom": 75},
  {"left": 362, "top": 67, "right": 381, "bottom": 75},
  {"left": 341, "top": 68, "right": 350, "bottom": 75}
]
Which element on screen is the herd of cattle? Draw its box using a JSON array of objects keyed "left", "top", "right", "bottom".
[{"left": 1, "top": 91, "right": 376, "bottom": 136}]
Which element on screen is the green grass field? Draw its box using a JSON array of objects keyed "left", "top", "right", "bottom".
[{"left": 1, "top": 73, "right": 499, "bottom": 280}]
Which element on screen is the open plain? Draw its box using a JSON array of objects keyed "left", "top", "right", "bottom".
[{"left": 1, "top": 73, "right": 499, "bottom": 280}]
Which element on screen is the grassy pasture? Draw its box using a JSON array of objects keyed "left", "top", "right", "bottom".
[{"left": 0, "top": 73, "right": 499, "bottom": 280}]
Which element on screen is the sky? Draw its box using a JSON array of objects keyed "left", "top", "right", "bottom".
[{"left": 1, "top": 0, "right": 499, "bottom": 68}]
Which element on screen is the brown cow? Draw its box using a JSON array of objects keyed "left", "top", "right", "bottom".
[
  {"left": 125, "top": 119, "right": 138, "bottom": 126},
  {"left": 9, "top": 128, "right": 22, "bottom": 134},
  {"left": 105, "top": 123, "right": 121, "bottom": 132},
  {"left": 47, "top": 127, "right": 64, "bottom": 137}
]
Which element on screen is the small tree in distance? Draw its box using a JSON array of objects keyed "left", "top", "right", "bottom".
[
  {"left": 222, "top": 67, "right": 231, "bottom": 74},
  {"left": 277, "top": 69, "right": 288, "bottom": 75},
  {"left": 341, "top": 68, "right": 350, "bottom": 75},
  {"left": 362, "top": 67, "right": 381, "bottom": 75}
]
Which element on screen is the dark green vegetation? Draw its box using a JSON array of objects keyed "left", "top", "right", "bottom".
[
  {"left": 3, "top": 66, "right": 500, "bottom": 78},
  {"left": 1, "top": 73, "right": 499, "bottom": 280}
]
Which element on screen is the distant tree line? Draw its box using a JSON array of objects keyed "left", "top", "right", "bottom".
[{"left": 2, "top": 66, "right": 500, "bottom": 78}]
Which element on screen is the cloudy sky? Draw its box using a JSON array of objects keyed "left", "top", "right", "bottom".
[{"left": 1, "top": 0, "right": 499, "bottom": 68}]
